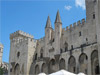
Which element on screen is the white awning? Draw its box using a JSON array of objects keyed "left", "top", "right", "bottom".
[
  {"left": 38, "top": 70, "right": 86, "bottom": 75},
  {"left": 49, "top": 70, "right": 76, "bottom": 75}
]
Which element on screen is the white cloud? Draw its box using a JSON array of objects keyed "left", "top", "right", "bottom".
[
  {"left": 75, "top": 0, "right": 86, "bottom": 10},
  {"left": 65, "top": 5, "right": 72, "bottom": 11}
]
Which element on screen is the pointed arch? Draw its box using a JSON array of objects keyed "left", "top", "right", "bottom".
[
  {"left": 48, "top": 59, "right": 56, "bottom": 73},
  {"left": 79, "top": 53, "right": 88, "bottom": 74},
  {"left": 41, "top": 63, "right": 48, "bottom": 73},
  {"left": 91, "top": 50, "right": 99, "bottom": 75},
  {"left": 68, "top": 56, "right": 76, "bottom": 73},
  {"left": 14, "top": 63, "right": 20, "bottom": 75},
  {"left": 35, "top": 65, "right": 39, "bottom": 74},
  {"left": 59, "top": 58, "right": 66, "bottom": 70}
]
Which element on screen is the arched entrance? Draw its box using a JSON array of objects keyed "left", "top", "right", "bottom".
[
  {"left": 68, "top": 56, "right": 76, "bottom": 73},
  {"left": 91, "top": 50, "right": 99, "bottom": 75},
  {"left": 41, "top": 63, "right": 48, "bottom": 73},
  {"left": 35, "top": 65, "right": 39, "bottom": 74},
  {"left": 14, "top": 63, "right": 20, "bottom": 75},
  {"left": 79, "top": 53, "right": 88, "bottom": 74},
  {"left": 59, "top": 58, "right": 66, "bottom": 70},
  {"left": 48, "top": 59, "right": 56, "bottom": 73}
]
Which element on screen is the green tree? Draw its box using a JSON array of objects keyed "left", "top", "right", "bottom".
[{"left": 0, "top": 67, "right": 4, "bottom": 75}]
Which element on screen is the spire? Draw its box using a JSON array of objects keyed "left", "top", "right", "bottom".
[
  {"left": 55, "top": 10, "right": 62, "bottom": 23},
  {"left": 45, "top": 16, "right": 52, "bottom": 28}
]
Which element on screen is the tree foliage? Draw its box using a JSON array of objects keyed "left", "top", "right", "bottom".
[
  {"left": 0, "top": 67, "right": 4, "bottom": 75},
  {"left": 0, "top": 67, "right": 8, "bottom": 75}
]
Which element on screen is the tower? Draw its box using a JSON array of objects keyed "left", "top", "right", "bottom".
[
  {"left": 0, "top": 43, "right": 3, "bottom": 66},
  {"left": 9, "top": 30, "right": 36, "bottom": 75},
  {"left": 54, "top": 10, "right": 62, "bottom": 54},
  {"left": 94, "top": 0, "right": 100, "bottom": 72},
  {"left": 45, "top": 16, "right": 53, "bottom": 57},
  {"left": 85, "top": 0, "right": 97, "bottom": 23}
]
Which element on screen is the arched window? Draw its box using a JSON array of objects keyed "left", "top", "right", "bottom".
[{"left": 64, "top": 42, "right": 68, "bottom": 52}]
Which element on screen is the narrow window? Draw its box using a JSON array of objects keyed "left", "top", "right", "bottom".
[
  {"left": 65, "top": 42, "right": 68, "bottom": 52},
  {"left": 40, "top": 48, "right": 43, "bottom": 59},
  {"left": 79, "top": 31, "right": 82, "bottom": 37},
  {"left": 86, "top": 38, "right": 88, "bottom": 41},
  {"left": 86, "top": 56, "right": 88, "bottom": 60},
  {"left": 60, "top": 49, "right": 63, "bottom": 53},
  {"left": 40, "top": 53, "right": 43, "bottom": 58},
  {"left": 65, "top": 47, "right": 68, "bottom": 52},
  {"left": 35, "top": 53, "right": 37, "bottom": 60},
  {"left": 17, "top": 52, "right": 20, "bottom": 58},
  {"left": 71, "top": 45, "right": 73, "bottom": 50},
  {"left": 93, "top": 14, "right": 95, "bottom": 19},
  {"left": 52, "top": 39, "right": 55, "bottom": 42}
]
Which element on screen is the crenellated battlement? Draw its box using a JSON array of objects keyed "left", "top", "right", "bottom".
[
  {"left": 10, "top": 30, "right": 33, "bottom": 39},
  {"left": 63, "top": 18, "right": 86, "bottom": 32},
  {"left": 10, "top": 30, "right": 34, "bottom": 45}
]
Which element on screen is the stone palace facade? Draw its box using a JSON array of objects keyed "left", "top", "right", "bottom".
[{"left": 9, "top": 0, "right": 100, "bottom": 75}]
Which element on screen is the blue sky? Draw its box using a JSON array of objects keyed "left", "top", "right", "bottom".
[{"left": 1, "top": 0, "right": 86, "bottom": 63}]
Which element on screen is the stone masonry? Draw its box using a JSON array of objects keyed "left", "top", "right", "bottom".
[{"left": 9, "top": 0, "right": 100, "bottom": 75}]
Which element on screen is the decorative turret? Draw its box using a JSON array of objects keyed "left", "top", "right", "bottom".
[
  {"left": 45, "top": 16, "right": 53, "bottom": 57},
  {"left": 55, "top": 10, "right": 62, "bottom": 24},
  {"left": 45, "top": 16, "right": 52, "bottom": 42},
  {"left": 54, "top": 10, "right": 62, "bottom": 54},
  {"left": 55, "top": 10, "right": 62, "bottom": 37},
  {"left": 45, "top": 16, "right": 52, "bottom": 28}
]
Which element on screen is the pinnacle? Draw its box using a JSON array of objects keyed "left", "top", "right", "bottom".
[
  {"left": 45, "top": 16, "right": 52, "bottom": 28},
  {"left": 55, "top": 10, "right": 62, "bottom": 23}
]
